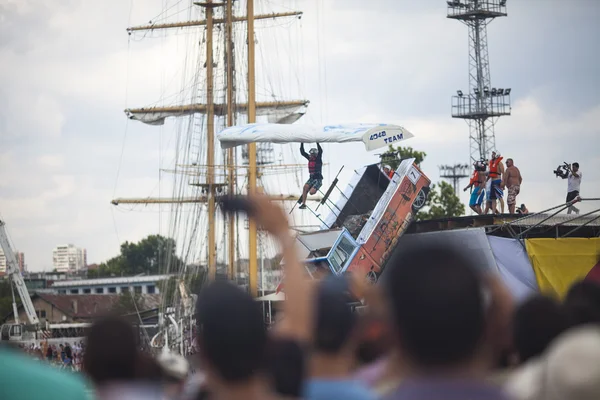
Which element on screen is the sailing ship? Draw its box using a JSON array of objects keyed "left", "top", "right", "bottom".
[
  {"left": 117, "top": 1, "right": 420, "bottom": 355},
  {"left": 115, "top": 0, "right": 318, "bottom": 353}
]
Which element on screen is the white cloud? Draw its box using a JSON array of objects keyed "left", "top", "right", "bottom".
[
  {"left": 38, "top": 154, "right": 65, "bottom": 168},
  {"left": 1, "top": 0, "right": 599, "bottom": 271},
  {"left": 1, "top": 92, "right": 65, "bottom": 139}
]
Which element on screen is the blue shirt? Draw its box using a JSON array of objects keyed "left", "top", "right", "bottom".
[
  {"left": 382, "top": 377, "right": 512, "bottom": 400},
  {"left": 305, "top": 379, "right": 376, "bottom": 400}
]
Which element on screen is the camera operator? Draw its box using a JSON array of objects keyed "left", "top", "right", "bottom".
[{"left": 563, "top": 162, "right": 582, "bottom": 215}]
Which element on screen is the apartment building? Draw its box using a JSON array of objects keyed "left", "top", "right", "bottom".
[{"left": 52, "top": 245, "right": 87, "bottom": 273}]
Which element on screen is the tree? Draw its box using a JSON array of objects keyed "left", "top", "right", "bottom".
[
  {"left": 380, "top": 145, "right": 426, "bottom": 170},
  {"left": 0, "top": 280, "right": 20, "bottom": 322},
  {"left": 415, "top": 181, "right": 465, "bottom": 221},
  {"left": 379, "top": 145, "right": 464, "bottom": 220},
  {"left": 90, "top": 235, "right": 184, "bottom": 278}
]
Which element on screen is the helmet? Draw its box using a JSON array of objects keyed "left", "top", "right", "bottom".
[
  {"left": 492, "top": 150, "right": 501, "bottom": 158},
  {"left": 383, "top": 164, "right": 392, "bottom": 171},
  {"left": 309, "top": 148, "right": 318, "bottom": 156}
]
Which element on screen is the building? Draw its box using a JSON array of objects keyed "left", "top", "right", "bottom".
[
  {"left": 52, "top": 245, "right": 87, "bottom": 273},
  {"left": 50, "top": 274, "right": 171, "bottom": 295},
  {"left": 5, "top": 293, "right": 161, "bottom": 324},
  {"left": 0, "top": 250, "right": 25, "bottom": 274}
]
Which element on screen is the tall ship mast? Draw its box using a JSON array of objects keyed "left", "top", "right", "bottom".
[{"left": 115, "top": 0, "right": 313, "bottom": 352}]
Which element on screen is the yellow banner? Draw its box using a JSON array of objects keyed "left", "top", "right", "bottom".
[{"left": 525, "top": 238, "right": 600, "bottom": 298}]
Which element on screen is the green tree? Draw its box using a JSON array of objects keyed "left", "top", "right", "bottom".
[
  {"left": 91, "top": 235, "right": 184, "bottom": 278},
  {"left": 0, "top": 280, "right": 20, "bottom": 322},
  {"left": 380, "top": 145, "right": 426, "bottom": 170},
  {"left": 379, "top": 145, "right": 464, "bottom": 220},
  {"left": 415, "top": 181, "right": 465, "bottom": 221}
]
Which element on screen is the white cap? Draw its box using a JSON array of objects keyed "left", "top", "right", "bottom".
[
  {"left": 505, "top": 326, "right": 600, "bottom": 400},
  {"left": 158, "top": 350, "right": 190, "bottom": 381}
]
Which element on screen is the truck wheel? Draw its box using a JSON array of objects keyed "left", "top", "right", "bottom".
[{"left": 412, "top": 187, "right": 429, "bottom": 212}]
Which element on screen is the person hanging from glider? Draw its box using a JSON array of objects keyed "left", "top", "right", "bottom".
[{"left": 298, "top": 143, "right": 323, "bottom": 209}]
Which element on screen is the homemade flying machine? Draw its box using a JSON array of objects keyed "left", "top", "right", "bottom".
[{"left": 216, "top": 122, "right": 430, "bottom": 291}]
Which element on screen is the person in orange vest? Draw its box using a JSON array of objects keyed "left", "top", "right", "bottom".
[
  {"left": 488, "top": 150, "right": 505, "bottom": 213},
  {"left": 382, "top": 164, "right": 395, "bottom": 179},
  {"left": 464, "top": 161, "right": 486, "bottom": 215}
]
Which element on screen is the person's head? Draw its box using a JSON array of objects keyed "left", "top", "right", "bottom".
[
  {"left": 84, "top": 316, "right": 138, "bottom": 386},
  {"left": 506, "top": 158, "right": 514, "bottom": 167},
  {"left": 196, "top": 281, "right": 267, "bottom": 386},
  {"left": 266, "top": 338, "right": 306, "bottom": 398},
  {"left": 512, "top": 295, "right": 570, "bottom": 364},
  {"left": 383, "top": 164, "right": 391, "bottom": 174},
  {"left": 384, "top": 242, "right": 489, "bottom": 372},
  {"left": 564, "top": 280, "right": 600, "bottom": 326},
  {"left": 492, "top": 150, "right": 501, "bottom": 159},
  {"left": 312, "top": 275, "right": 359, "bottom": 357},
  {"left": 572, "top": 162, "right": 579, "bottom": 172},
  {"left": 309, "top": 147, "right": 318, "bottom": 159}
]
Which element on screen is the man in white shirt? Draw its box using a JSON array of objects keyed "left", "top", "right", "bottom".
[{"left": 563, "top": 162, "right": 582, "bottom": 214}]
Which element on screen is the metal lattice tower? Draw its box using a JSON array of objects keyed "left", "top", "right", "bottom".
[
  {"left": 439, "top": 164, "right": 470, "bottom": 194},
  {"left": 447, "top": 0, "right": 511, "bottom": 163}
]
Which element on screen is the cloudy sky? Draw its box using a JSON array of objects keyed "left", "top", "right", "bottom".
[{"left": 1, "top": 0, "right": 599, "bottom": 271}]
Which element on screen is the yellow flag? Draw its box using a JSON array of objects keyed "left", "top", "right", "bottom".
[{"left": 525, "top": 238, "right": 600, "bottom": 298}]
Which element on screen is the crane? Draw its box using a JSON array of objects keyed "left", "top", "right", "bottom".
[
  {"left": 0, "top": 219, "right": 41, "bottom": 342},
  {"left": 0, "top": 220, "right": 38, "bottom": 326}
]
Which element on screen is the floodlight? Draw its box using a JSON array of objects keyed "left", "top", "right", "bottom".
[
  {"left": 474, "top": 88, "right": 480, "bottom": 96},
  {"left": 484, "top": 86, "right": 489, "bottom": 95},
  {"left": 491, "top": 88, "right": 497, "bottom": 96},
  {"left": 457, "top": 90, "right": 463, "bottom": 97},
  {"left": 500, "top": 0, "right": 507, "bottom": 6},
  {"left": 497, "top": 88, "right": 504, "bottom": 95},
  {"left": 505, "top": 88, "right": 511, "bottom": 95}
]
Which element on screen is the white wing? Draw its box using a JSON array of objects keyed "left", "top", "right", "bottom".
[{"left": 217, "top": 123, "right": 414, "bottom": 152}]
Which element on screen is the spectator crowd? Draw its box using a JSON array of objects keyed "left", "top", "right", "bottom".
[{"left": 1, "top": 194, "right": 599, "bottom": 400}]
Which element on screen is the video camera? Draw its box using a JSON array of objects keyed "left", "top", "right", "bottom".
[{"left": 553, "top": 162, "right": 571, "bottom": 178}]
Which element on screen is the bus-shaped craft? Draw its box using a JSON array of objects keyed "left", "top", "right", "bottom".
[{"left": 287, "top": 158, "right": 430, "bottom": 285}]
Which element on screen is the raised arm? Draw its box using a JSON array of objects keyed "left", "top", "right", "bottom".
[
  {"left": 316, "top": 142, "right": 323, "bottom": 156},
  {"left": 299, "top": 143, "right": 309, "bottom": 160}
]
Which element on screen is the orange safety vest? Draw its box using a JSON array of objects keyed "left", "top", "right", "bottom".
[
  {"left": 469, "top": 170, "right": 480, "bottom": 187},
  {"left": 387, "top": 169, "right": 395, "bottom": 179},
  {"left": 489, "top": 156, "right": 504, "bottom": 179}
]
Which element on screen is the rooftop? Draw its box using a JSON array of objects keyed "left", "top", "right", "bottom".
[
  {"left": 51, "top": 274, "right": 172, "bottom": 288},
  {"left": 409, "top": 212, "right": 600, "bottom": 239},
  {"left": 3, "top": 293, "right": 162, "bottom": 323}
]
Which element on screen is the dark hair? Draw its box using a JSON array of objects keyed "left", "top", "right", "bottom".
[
  {"left": 313, "top": 275, "right": 358, "bottom": 353},
  {"left": 564, "top": 280, "right": 600, "bottom": 326},
  {"left": 513, "top": 295, "right": 570, "bottom": 363},
  {"left": 266, "top": 338, "right": 305, "bottom": 398},
  {"left": 384, "top": 243, "right": 486, "bottom": 368},
  {"left": 196, "top": 281, "right": 267, "bottom": 382},
  {"left": 84, "top": 316, "right": 138, "bottom": 385},
  {"left": 135, "top": 352, "right": 165, "bottom": 382},
  {"left": 573, "top": 162, "right": 579, "bottom": 168}
]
